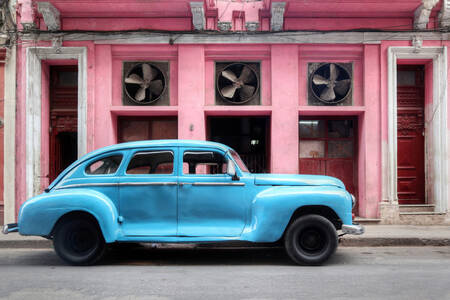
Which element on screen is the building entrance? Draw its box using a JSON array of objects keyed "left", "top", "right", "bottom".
[
  {"left": 49, "top": 66, "right": 78, "bottom": 182},
  {"left": 208, "top": 117, "right": 270, "bottom": 173},
  {"left": 299, "top": 117, "right": 357, "bottom": 208},
  {"left": 397, "top": 65, "right": 425, "bottom": 204}
]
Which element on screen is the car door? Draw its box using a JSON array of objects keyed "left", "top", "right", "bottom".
[
  {"left": 119, "top": 148, "right": 178, "bottom": 236},
  {"left": 177, "top": 147, "right": 247, "bottom": 237}
]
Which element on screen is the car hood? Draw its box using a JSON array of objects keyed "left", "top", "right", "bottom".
[{"left": 253, "top": 174, "right": 345, "bottom": 189}]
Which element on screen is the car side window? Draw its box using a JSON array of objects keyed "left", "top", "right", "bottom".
[
  {"left": 85, "top": 155, "right": 123, "bottom": 175},
  {"left": 126, "top": 151, "right": 174, "bottom": 175},
  {"left": 183, "top": 151, "right": 227, "bottom": 175}
]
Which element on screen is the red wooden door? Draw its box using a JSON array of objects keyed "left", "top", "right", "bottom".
[
  {"left": 299, "top": 118, "right": 357, "bottom": 202},
  {"left": 397, "top": 66, "right": 425, "bottom": 204}
]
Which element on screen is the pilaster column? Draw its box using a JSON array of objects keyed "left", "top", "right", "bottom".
[
  {"left": 178, "top": 45, "right": 206, "bottom": 141},
  {"left": 270, "top": 45, "right": 298, "bottom": 174}
]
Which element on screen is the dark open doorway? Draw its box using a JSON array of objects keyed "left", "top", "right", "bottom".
[
  {"left": 208, "top": 116, "right": 270, "bottom": 173},
  {"left": 49, "top": 66, "right": 78, "bottom": 182}
]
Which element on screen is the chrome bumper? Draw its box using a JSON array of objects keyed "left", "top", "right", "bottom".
[
  {"left": 341, "top": 223, "right": 364, "bottom": 235},
  {"left": 2, "top": 223, "right": 19, "bottom": 234}
]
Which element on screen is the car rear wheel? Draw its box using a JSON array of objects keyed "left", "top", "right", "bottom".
[
  {"left": 53, "top": 217, "right": 106, "bottom": 266},
  {"left": 284, "top": 214, "right": 338, "bottom": 265}
]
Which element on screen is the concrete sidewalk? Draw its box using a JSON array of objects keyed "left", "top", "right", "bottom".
[{"left": 0, "top": 225, "right": 449, "bottom": 248}]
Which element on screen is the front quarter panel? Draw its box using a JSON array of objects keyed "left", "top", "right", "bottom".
[
  {"left": 18, "top": 189, "right": 119, "bottom": 243},
  {"left": 241, "top": 185, "right": 352, "bottom": 242}
]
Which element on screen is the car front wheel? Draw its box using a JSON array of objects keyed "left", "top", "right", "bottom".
[
  {"left": 53, "top": 217, "right": 106, "bottom": 266},
  {"left": 284, "top": 214, "right": 338, "bottom": 265}
]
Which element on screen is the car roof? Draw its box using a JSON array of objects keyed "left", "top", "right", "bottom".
[
  {"left": 89, "top": 139, "right": 232, "bottom": 156},
  {"left": 48, "top": 140, "right": 233, "bottom": 190}
]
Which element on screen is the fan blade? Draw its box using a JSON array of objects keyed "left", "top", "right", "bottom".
[
  {"left": 221, "top": 85, "right": 238, "bottom": 98},
  {"left": 320, "top": 86, "right": 336, "bottom": 101},
  {"left": 149, "top": 80, "right": 164, "bottom": 96},
  {"left": 334, "top": 79, "right": 351, "bottom": 95},
  {"left": 135, "top": 87, "right": 146, "bottom": 101},
  {"left": 240, "top": 84, "right": 255, "bottom": 99},
  {"left": 221, "top": 70, "right": 238, "bottom": 83},
  {"left": 312, "top": 74, "right": 329, "bottom": 85},
  {"left": 125, "top": 74, "right": 144, "bottom": 85},
  {"left": 142, "top": 64, "right": 155, "bottom": 82},
  {"left": 238, "top": 66, "right": 253, "bottom": 84},
  {"left": 330, "top": 63, "right": 339, "bottom": 82}
]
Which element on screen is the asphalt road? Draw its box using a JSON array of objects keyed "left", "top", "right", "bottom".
[{"left": 0, "top": 246, "right": 449, "bottom": 300}]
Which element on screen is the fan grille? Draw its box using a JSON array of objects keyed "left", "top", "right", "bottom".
[
  {"left": 122, "top": 62, "right": 169, "bottom": 106},
  {"left": 308, "top": 63, "right": 352, "bottom": 106},
  {"left": 216, "top": 62, "right": 260, "bottom": 105}
]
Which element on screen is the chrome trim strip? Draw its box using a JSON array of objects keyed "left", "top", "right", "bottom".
[
  {"left": 56, "top": 182, "right": 179, "bottom": 189},
  {"left": 55, "top": 182, "right": 119, "bottom": 189},
  {"left": 342, "top": 224, "right": 365, "bottom": 235},
  {"left": 191, "top": 182, "right": 245, "bottom": 186},
  {"left": 119, "top": 182, "right": 178, "bottom": 186},
  {"left": 2, "top": 223, "right": 19, "bottom": 235}
]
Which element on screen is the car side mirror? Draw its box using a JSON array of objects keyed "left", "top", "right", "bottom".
[{"left": 227, "top": 160, "right": 240, "bottom": 181}]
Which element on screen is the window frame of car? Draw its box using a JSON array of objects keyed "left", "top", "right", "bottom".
[
  {"left": 83, "top": 153, "right": 125, "bottom": 177},
  {"left": 122, "top": 147, "right": 177, "bottom": 177},
  {"left": 65, "top": 151, "right": 125, "bottom": 178},
  {"left": 178, "top": 147, "right": 241, "bottom": 178}
]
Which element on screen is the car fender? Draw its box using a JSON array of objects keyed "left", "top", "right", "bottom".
[
  {"left": 241, "top": 185, "right": 352, "bottom": 242},
  {"left": 18, "top": 189, "right": 120, "bottom": 243}
]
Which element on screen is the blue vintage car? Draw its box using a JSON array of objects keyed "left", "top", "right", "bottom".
[{"left": 3, "top": 140, "right": 363, "bottom": 265}]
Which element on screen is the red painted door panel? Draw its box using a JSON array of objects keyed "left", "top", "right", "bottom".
[
  {"left": 397, "top": 65, "right": 425, "bottom": 204},
  {"left": 326, "top": 160, "right": 355, "bottom": 196},
  {"left": 299, "top": 118, "right": 357, "bottom": 210},
  {"left": 299, "top": 159, "right": 325, "bottom": 175}
]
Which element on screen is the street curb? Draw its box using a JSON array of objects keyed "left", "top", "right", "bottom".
[
  {"left": 1, "top": 238, "right": 450, "bottom": 249},
  {"left": 0, "top": 239, "right": 52, "bottom": 249},
  {"left": 340, "top": 237, "right": 450, "bottom": 247}
]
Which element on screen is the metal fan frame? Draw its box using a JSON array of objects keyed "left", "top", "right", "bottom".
[
  {"left": 309, "top": 62, "right": 352, "bottom": 105},
  {"left": 123, "top": 62, "right": 167, "bottom": 105},
  {"left": 216, "top": 62, "right": 260, "bottom": 105}
]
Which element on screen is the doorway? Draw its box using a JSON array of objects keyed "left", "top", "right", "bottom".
[
  {"left": 397, "top": 65, "right": 425, "bottom": 204},
  {"left": 208, "top": 116, "right": 270, "bottom": 173},
  {"left": 299, "top": 117, "right": 358, "bottom": 199},
  {"left": 49, "top": 66, "right": 78, "bottom": 182}
]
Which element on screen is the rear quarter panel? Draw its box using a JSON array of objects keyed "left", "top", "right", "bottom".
[{"left": 18, "top": 189, "right": 120, "bottom": 243}]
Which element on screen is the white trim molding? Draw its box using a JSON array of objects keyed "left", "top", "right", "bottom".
[
  {"left": 386, "top": 46, "right": 448, "bottom": 213},
  {"left": 439, "top": 0, "right": 450, "bottom": 28},
  {"left": 25, "top": 47, "right": 88, "bottom": 199},
  {"left": 414, "top": 0, "right": 439, "bottom": 30},
  {"left": 4, "top": 46, "right": 16, "bottom": 223},
  {"left": 190, "top": 2, "right": 205, "bottom": 31},
  {"left": 37, "top": 2, "right": 61, "bottom": 31}
]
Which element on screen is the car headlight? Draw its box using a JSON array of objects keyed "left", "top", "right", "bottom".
[{"left": 351, "top": 194, "right": 356, "bottom": 208}]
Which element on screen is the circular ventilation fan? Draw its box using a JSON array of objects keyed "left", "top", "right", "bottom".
[
  {"left": 310, "top": 63, "right": 352, "bottom": 104},
  {"left": 217, "top": 63, "right": 259, "bottom": 104},
  {"left": 124, "top": 63, "right": 166, "bottom": 104}
]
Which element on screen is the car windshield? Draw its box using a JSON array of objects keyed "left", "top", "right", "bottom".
[{"left": 229, "top": 149, "right": 250, "bottom": 173}]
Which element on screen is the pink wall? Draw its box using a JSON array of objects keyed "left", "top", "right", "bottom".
[
  {"left": 12, "top": 0, "right": 447, "bottom": 219},
  {"left": 12, "top": 40, "right": 394, "bottom": 219},
  {"left": 271, "top": 45, "right": 298, "bottom": 174}
]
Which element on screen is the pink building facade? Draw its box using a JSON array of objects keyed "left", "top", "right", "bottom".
[{"left": 3, "top": 0, "right": 450, "bottom": 225}]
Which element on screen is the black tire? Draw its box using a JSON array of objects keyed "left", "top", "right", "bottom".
[
  {"left": 53, "top": 216, "right": 106, "bottom": 266},
  {"left": 284, "top": 214, "right": 338, "bottom": 266}
]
